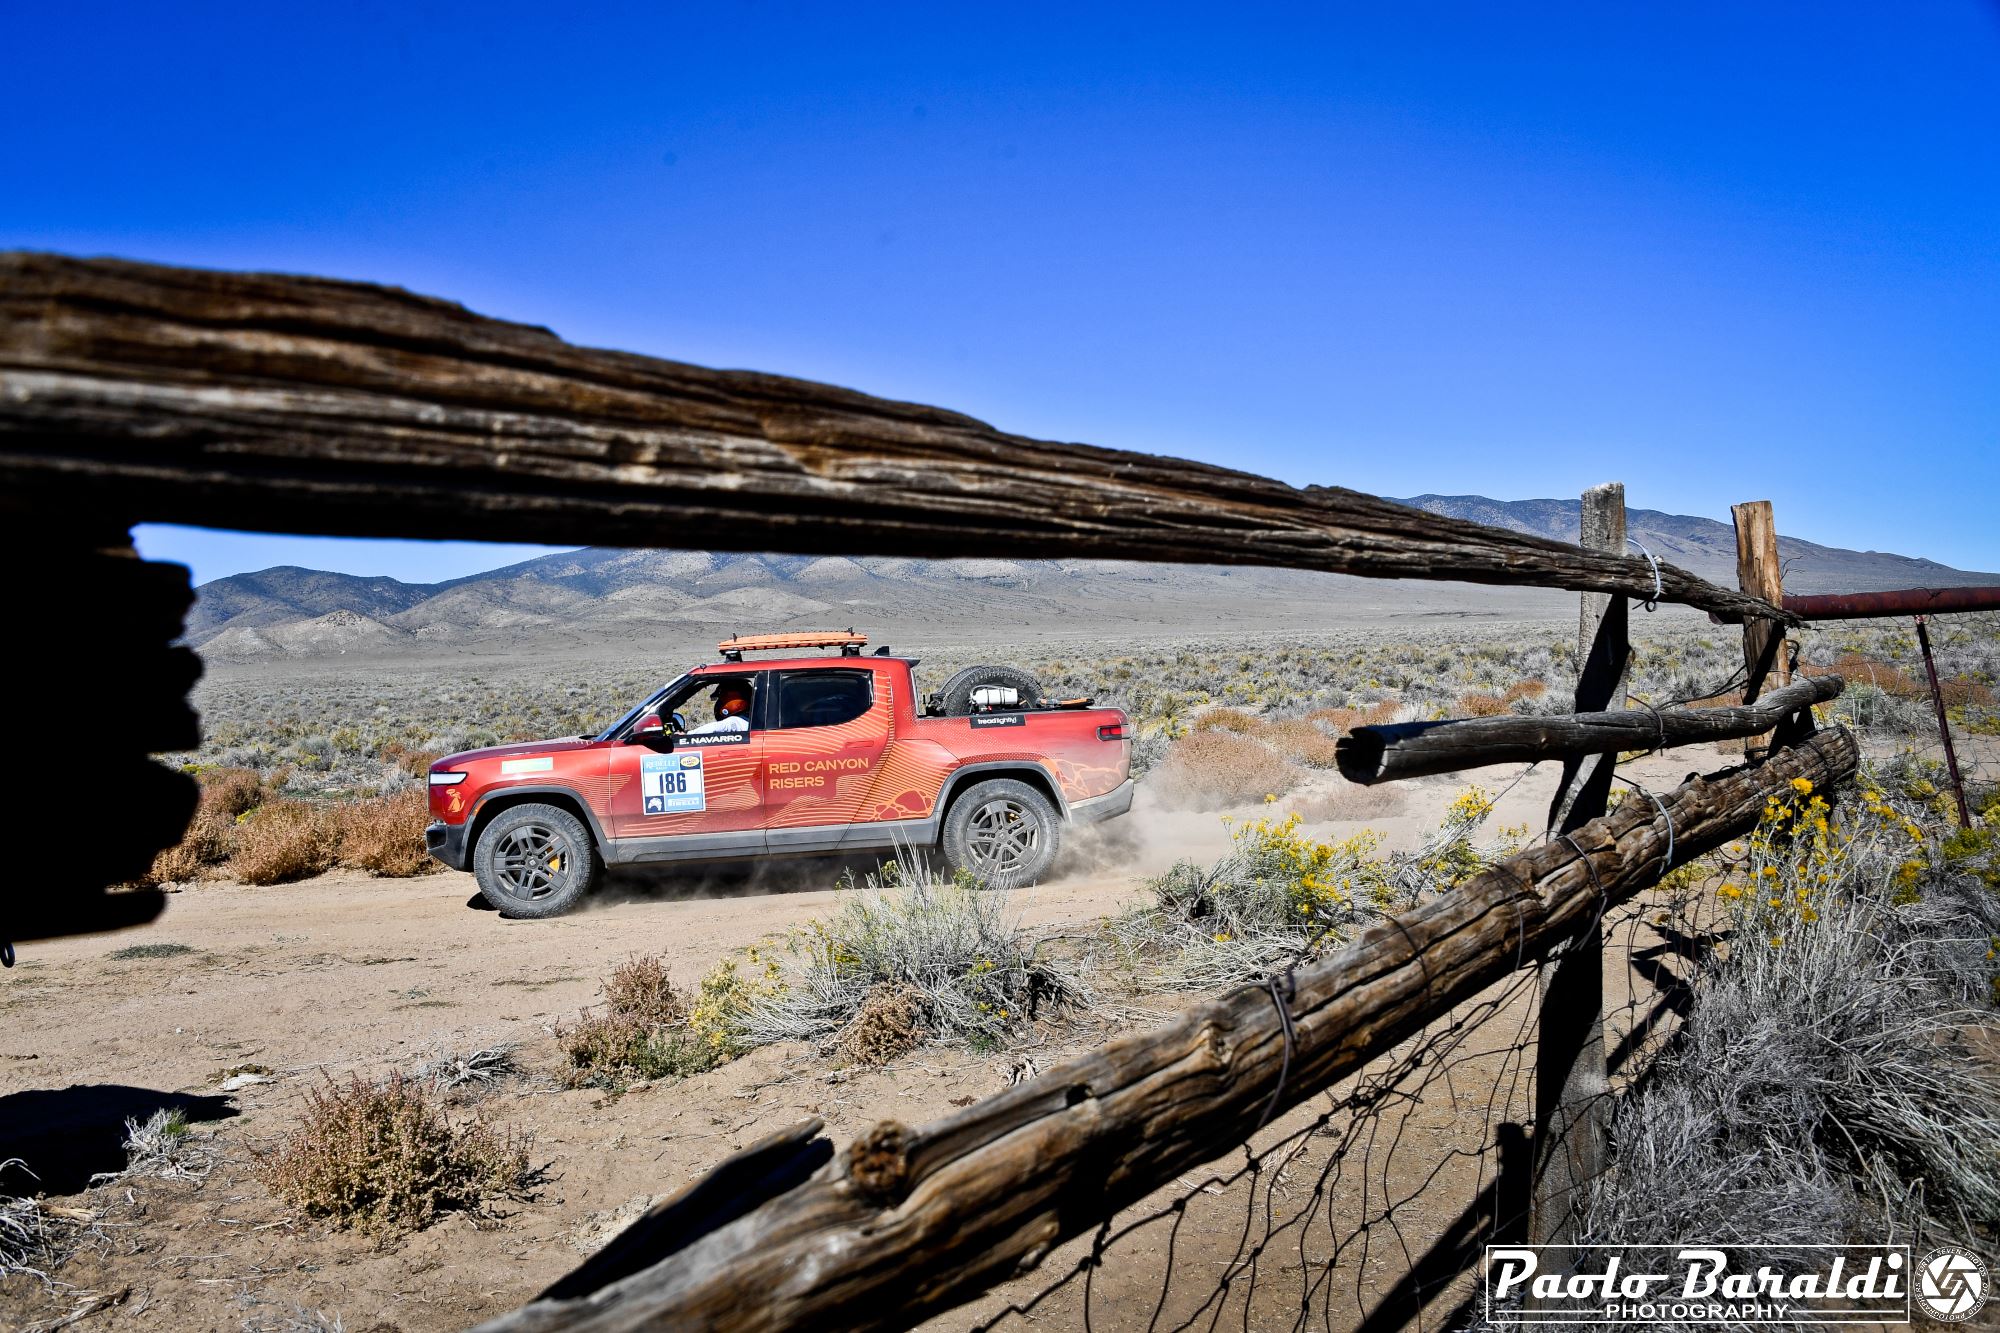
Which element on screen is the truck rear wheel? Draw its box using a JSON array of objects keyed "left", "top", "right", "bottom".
[
  {"left": 941, "top": 778, "right": 1060, "bottom": 889},
  {"left": 472, "top": 802, "right": 599, "bottom": 918}
]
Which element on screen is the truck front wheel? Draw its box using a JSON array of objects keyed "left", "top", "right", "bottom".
[
  {"left": 472, "top": 802, "right": 600, "bottom": 918},
  {"left": 941, "top": 778, "right": 1060, "bottom": 889}
]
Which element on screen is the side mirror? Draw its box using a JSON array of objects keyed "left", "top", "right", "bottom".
[
  {"left": 633, "top": 714, "right": 671, "bottom": 748},
  {"left": 671, "top": 711, "right": 688, "bottom": 733}
]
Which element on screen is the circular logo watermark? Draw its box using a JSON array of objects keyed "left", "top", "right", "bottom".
[{"left": 1917, "top": 1247, "right": 1989, "bottom": 1323}]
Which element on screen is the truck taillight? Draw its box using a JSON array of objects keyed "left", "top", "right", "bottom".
[{"left": 1096, "top": 723, "right": 1125, "bottom": 742}]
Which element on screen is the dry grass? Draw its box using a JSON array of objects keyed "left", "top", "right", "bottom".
[
  {"left": 137, "top": 766, "right": 277, "bottom": 886},
  {"left": 1148, "top": 730, "right": 1301, "bottom": 810},
  {"left": 1192, "top": 706, "right": 1264, "bottom": 734},
  {"left": 231, "top": 801, "right": 343, "bottom": 885},
  {"left": 335, "top": 789, "right": 439, "bottom": 877},
  {"left": 376, "top": 740, "right": 443, "bottom": 778},
  {"left": 144, "top": 772, "right": 437, "bottom": 885},
  {"left": 1813, "top": 652, "right": 1991, "bottom": 707},
  {"left": 600, "top": 954, "right": 685, "bottom": 1027},
  {"left": 557, "top": 956, "right": 709, "bottom": 1088},
  {"left": 410, "top": 1043, "right": 519, "bottom": 1099},
  {"left": 831, "top": 982, "right": 929, "bottom": 1067},
  {"left": 1257, "top": 718, "right": 1341, "bottom": 768},
  {"left": 0, "top": 1176, "right": 87, "bottom": 1286},
  {"left": 256, "top": 1073, "right": 534, "bottom": 1236},
  {"left": 91, "top": 1108, "right": 213, "bottom": 1184},
  {"left": 200, "top": 766, "right": 271, "bottom": 818},
  {"left": 1304, "top": 700, "right": 1400, "bottom": 733},
  {"left": 141, "top": 805, "right": 233, "bottom": 886}
]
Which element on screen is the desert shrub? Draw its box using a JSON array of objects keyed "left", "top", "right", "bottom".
[
  {"left": 1817, "top": 652, "right": 1990, "bottom": 709},
  {"left": 199, "top": 766, "right": 270, "bottom": 818},
  {"left": 410, "top": 1043, "right": 519, "bottom": 1098},
  {"left": 0, "top": 1186, "right": 84, "bottom": 1285},
  {"left": 378, "top": 741, "right": 443, "bottom": 778},
  {"left": 1258, "top": 718, "right": 1341, "bottom": 768},
  {"left": 140, "top": 804, "right": 234, "bottom": 886},
  {"left": 559, "top": 956, "right": 711, "bottom": 1087},
  {"left": 335, "top": 788, "right": 438, "bottom": 877},
  {"left": 231, "top": 800, "right": 342, "bottom": 884},
  {"left": 831, "top": 982, "right": 929, "bottom": 1066},
  {"left": 725, "top": 864, "right": 1088, "bottom": 1055},
  {"left": 1121, "top": 790, "right": 1521, "bottom": 990},
  {"left": 135, "top": 764, "right": 280, "bottom": 886},
  {"left": 601, "top": 954, "right": 685, "bottom": 1026},
  {"left": 559, "top": 1011, "right": 713, "bottom": 1087},
  {"left": 1193, "top": 706, "right": 1263, "bottom": 734},
  {"left": 1304, "top": 700, "right": 1399, "bottom": 733},
  {"left": 1456, "top": 690, "right": 1510, "bottom": 717},
  {"left": 91, "top": 1108, "right": 212, "bottom": 1184},
  {"left": 1580, "top": 775, "right": 2000, "bottom": 1269},
  {"left": 1149, "top": 730, "right": 1300, "bottom": 810},
  {"left": 258, "top": 1072, "right": 533, "bottom": 1236}
]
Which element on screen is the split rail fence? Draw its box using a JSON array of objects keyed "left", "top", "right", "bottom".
[{"left": 1, "top": 252, "right": 1993, "bottom": 1331}]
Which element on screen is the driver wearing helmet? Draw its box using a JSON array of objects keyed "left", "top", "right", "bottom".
[{"left": 687, "top": 679, "right": 753, "bottom": 735}]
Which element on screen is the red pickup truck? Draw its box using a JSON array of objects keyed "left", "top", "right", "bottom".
[{"left": 425, "top": 633, "right": 1133, "bottom": 916}]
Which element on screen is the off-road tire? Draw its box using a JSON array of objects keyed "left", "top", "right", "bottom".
[
  {"left": 941, "top": 778, "right": 1061, "bottom": 889},
  {"left": 933, "top": 664, "right": 1045, "bottom": 717},
  {"left": 472, "top": 802, "right": 600, "bottom": 918}
]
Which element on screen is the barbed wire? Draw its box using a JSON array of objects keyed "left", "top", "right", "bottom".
[{"left": 962, "top": 887, "right": 1698, "bottom": 1333}]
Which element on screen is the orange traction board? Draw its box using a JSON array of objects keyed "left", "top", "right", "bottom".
[{"left": 718, "top": 630, "right": 868, "bottom": 660}]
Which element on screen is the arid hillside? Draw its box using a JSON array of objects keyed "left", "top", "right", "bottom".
[{"left": 182, "top": 496, "right": 1999, "bottom": 660}]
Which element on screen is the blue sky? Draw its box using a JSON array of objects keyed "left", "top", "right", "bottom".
[{"left": 9, "top": 3, "right": 1997, "bottom": 586}]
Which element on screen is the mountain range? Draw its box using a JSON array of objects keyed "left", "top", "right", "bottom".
[{"left": 185, "top": 495, "right": 1996, "bottom": 659}]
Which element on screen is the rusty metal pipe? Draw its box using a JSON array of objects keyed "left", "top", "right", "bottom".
[
  {"left": 1784, "top": 586, "right": 2000, "bottom": 620},
  {"left": 1913, "top": 615, "right": 1972, "bottom": 828}
]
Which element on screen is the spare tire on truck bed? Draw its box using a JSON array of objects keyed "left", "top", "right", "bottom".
[{"left": 930, "top": 664, "right": 1045, "bottom": 717}]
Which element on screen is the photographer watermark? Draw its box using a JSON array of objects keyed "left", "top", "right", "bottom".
[
  {"left": 1481, "top": 1244, "right": 1989, "bottom": 1324},
  {"left": 1917, "top": 1247, "right": 1989, "bottom": 1324}
]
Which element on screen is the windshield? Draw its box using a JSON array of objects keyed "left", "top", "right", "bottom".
[{"left": 591, "top": 674, "right": 688, "bottom": 742}]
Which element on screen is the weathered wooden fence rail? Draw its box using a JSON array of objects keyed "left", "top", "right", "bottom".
[
  {"left": 472, "top": 728, "right": 1858, "bottom": 1333},
  {"left": 1335, "top": 675, "right": 1845, "bottom": 785},
  {"left": 0, "top": 253, "right": 1784, "bottom": 622}
]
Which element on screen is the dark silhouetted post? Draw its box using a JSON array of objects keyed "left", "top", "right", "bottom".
[{"left": 1532, "top": 482, "right": 1625, "bottom": 1246}]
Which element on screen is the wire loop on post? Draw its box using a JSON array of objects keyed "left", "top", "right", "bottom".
[
  {"left": 1626, "top": 536, "right": 1662, "bottom": 611},
  {"left": 1254, "top": 966, "right": 1299, "bottom": 1133},
  {"left": 1629, "top": 694, "right": 1669, "bottom": 755}
]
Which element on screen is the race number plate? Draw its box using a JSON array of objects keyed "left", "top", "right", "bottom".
[{"left": 641, "top": 752, "right": 707, "bottom": 814}]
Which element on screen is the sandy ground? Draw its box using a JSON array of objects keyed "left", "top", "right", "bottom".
[{"left": 0, "top": 750, "right": 1727, "bottom": 1333}]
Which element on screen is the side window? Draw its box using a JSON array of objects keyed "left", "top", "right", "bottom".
[
  {"left": 774, "top": 671, "right": 873, "bottom": 730},
  {"left": 664, "top": 674, "right": 760, "bottom": 732}
]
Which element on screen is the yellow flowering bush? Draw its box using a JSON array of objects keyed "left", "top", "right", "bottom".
[
  {"left": 1711, "top": 771, "right": 1961, "bottom": 954},
  {"left": 687, "top": 952, "right": 785, "bottom": 1059},
  {"left": 1131, "top": 785, "right": 1517, "bottom": 988}
]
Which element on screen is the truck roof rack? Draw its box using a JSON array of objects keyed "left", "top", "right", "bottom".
[{"left": 717, "top": 630, "right": 868, "bottom": 662}]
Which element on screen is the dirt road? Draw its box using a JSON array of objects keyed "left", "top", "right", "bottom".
[{"left": 0, "top": 752, "right": 1720, "bottom": 1332}]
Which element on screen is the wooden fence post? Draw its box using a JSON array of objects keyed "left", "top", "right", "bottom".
[
  {"left": 1531, "top": 482, "right": 1627, "bottom": 1246},
  {"left": 1732, "top": 500, "right": 1792, "bottom": 756}
]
